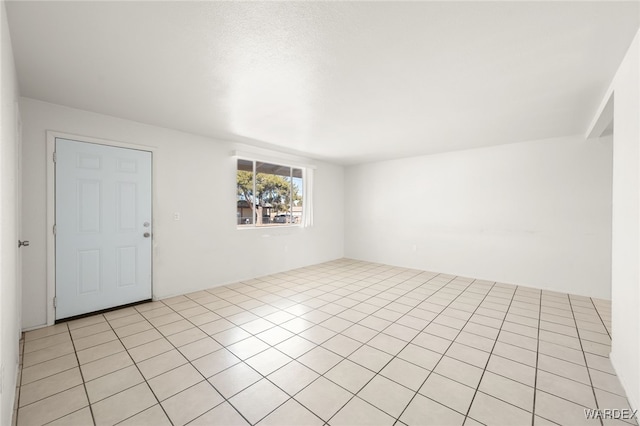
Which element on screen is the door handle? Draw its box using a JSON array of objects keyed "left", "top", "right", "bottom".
[
  {"left": 18, "top": 240, "right": 30, "bottom": 248},
  {"left": 143, "top": 232, "right": 151, "bottom": 238}
]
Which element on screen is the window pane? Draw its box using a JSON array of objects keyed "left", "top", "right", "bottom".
[
  {"left": 237, "top": 159, "right": 254, "bottom": 226},
  {"left": 292, "top": 168, "right": 303, "bottom": 224},
  {"left": 255, "top": 162, "right": 292, "bottom": 226}
]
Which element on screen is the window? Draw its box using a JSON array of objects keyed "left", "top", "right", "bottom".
[{"left": 237, "top": 159, "right": 304, "bottom": 227}]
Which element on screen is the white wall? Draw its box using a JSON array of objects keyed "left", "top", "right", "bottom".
[
  {"left": 345, "top": 134, "right": 613, "bottom": 299},
  {"left": 607, "top": 30, "right": 640, "bottom": 412},
  {"left": 0, "top": 1, "right": 21, "bottom": 424},
  {"left": 20, "top": 98, "right": 344, "bottom": 329}
]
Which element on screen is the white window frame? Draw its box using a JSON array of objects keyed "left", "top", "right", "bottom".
[{"left": 235, "top": 155, "right": 311, "bottom": 229}]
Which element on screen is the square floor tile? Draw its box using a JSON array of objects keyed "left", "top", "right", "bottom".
[
  {"left": 227, "top": 336, "right": 270, "bottom": 360},
  {"left": 256, "top": 326, "right": 295, "bottom": 346},
  {"left": 22, "top": 342, "right": 75, "bottom": 368},
  {"left": 323, "top": 334, "right": 362, "bottom": 357},
  {"left": 433, "top": 356, "right": 484, "bottom": 389},
  {"left": 325, "top": 359, "right": 376, "bottom": 394},
  {"left": 128, "top": 338, "right": 173, "bottom": 363},
  {"left": 229, "top": 379, "right": 290, "bottom": 424},
  {"left": 468, "top": 391, "right": 531, "bottom": 426},
  {"left": 192, "top": 349, "right": 241, "bottom": 378},
  {"left": 341, "top": 324, "right": 378, "bottom": 343},
  {"left": 118, "top": 404, "right": 172, "bottom": 426},
  {"left": 419, "top": 372, "right": 475, "bottom": 414},
  {"left": 295, "top": 377, "right": 353, "bottom": 421},
  {"left": 246, "top": 348, "right": 293, "bottom": 376},
  {"left": 17, "top": 385, "right": 88, "bottom": 426},
  {"left": 330, "top": 396, "right": 395, "bottom": 426},
  {"left": 162, "top": 381, "right": 224, "bottom": 426},
  {"left": 209, "top": 362, "right": 262, "bottom": 398},
  {"left": 486, "top": 354, "right": 536, "bottom": 387},
  {"left": 72, "top": 330, "right": 118, "bottom": 351},
  {"left": 400, "top": 393, "right": 465, "bottom": 426},
  {"left": 167, "top": 327, "right": 207, "bottom": 347},
  {"left": 412, "top": 332, "right": 452, "bottom": 354},
  {"left": 86, "top": 364, "right": 144, "bottom": 403},
  {"left": 298, "top": 346, "right": 343, "bottom": 374},
  {"left": 275, "top": 335, "right": 316, "bottom": 359},
  {"left": 538, "top": 341, "right": 585, "bottom": 366},
  {"left": 380, "top": 358, "right": 430, "bottom": 391},
  {"left": 358, "top": 375, "right": 414, "bottom": 418},
  {"left": 534, "top": 390, "right": 593, "bottom": 426},
  {"left": 19, "top": 367, "right": 83, "bottom": 407},
  {"left": 492, "top": 341, "right": 537, "bottom": 367},
  {"left": 69, "top": 322, "right": 111, "bottom": 340},
  {"left": 536, "top": 370, "right": 596, "bottom": 408},
  {"left": 21, "top": 353, "right": 78, "bottom": 385},
  {"left": 25, "top": 324, "right": 69, "bottom": 341},
  {"left": 348, "top": 345, "right": 393, "bottom": 372},
  {"left": 299, "top": 325, "right": 337, "bottom": 344},
  {"left": 396, "top": 343, "right": 442, "bottom": 372},
  {"left": 137, "top": 349, "right": 188, "bottom": 380},
  {"left": 367, "top": 333, "right": 407, "bottom": 356},
  {"left": 120, "top": 329, "right": 163, "bottom": 350},
  {"left": 384, "top": 323, "right": 421, "bottom": 341},
  {"left": 320, "top": 316, "right": 353, "bottom": 333},
  {"left": 47, "top": 407, "right": 94, "bottom": 426},
  {"left": 147, "top": 363, "right": 204, "bottom": 401},
  {"left": 268, "top": 360, "right": 320, "bottom": 396},
  {"left": 538, "top": 353, "right": 591, "bottom": 385},
  {"left": 77, "top": 340, "right": 126, "bottom": 365},
  {"left": 445, "top": 342, "right": 490, "bottom": 368},
  {"left": 80, "top": 350, "right": 134, "bottom": 382},
  {"left": 212, "top": 327, "right": 252, "bottom": 346},
  {"left": 91, "top": 382, "right": 157, "bottom": 426},
  {"left": 114, "top": 320, "right": 153, "bottom": 339},
  {"left": 454, "top": 331, "right": 495, "bottom": 352},
  {"left": 24, "top": 333, "right": 71, "bottom": 354},
  {"left": 590, "top": 368, "right": 627, "bottom": 396},
  {"left": 479, "top": 371, "right": 534, "bottom": 412},
  {"left": 189, "top": 402, "right": 249, "bottom": 425},
  {"left": 258, "top": 398, "right": 323, "bottom": 426}
]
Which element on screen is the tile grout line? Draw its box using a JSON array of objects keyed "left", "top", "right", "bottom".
[
  {"left": 99, "top": 313, "right": 177, "bottom": 426},
  {"left": 530, "top": 287, "right": 543, "bottom": 426},
  {"left": 14, "top": 333, "right": 25, "bottom": 426},
  {"left": 216, "top": 267, "right": 456, "bottom": 424},
  {"left": 567, "top": 295, "right": 604, "bottom": 426},
  {"left": 589, "top": 297, "right": 612, "bottom": 340},
  {"left": 241, "top": 267, "right": 451, "bottom": 424},
  {"left": 461, "top": 284, "right": 520, "bottom": 425},
  {"left": 62, "top": 322, "right": 97, "bottom": 425},
  {"left": 390, "top": 278, "right": 497, "bottom": 425},
  {"left": 320, "top": 274, "right": 464, "bottom": 424}
]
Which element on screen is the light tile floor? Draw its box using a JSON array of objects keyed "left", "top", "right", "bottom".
[{"left": 13, "top": 259, "right": 638, "bottom": 426}]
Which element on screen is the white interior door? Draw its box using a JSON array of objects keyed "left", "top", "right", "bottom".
[{"left": 55, "top": 138, "right": 152, "bottom": 320}]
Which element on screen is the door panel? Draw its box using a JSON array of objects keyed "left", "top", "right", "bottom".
[{"left": 55, "top": 138, "right": 152, "bottom": 320}]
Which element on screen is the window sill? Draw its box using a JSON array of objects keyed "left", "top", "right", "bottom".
[{"left": 236, "top": 224, "right": 302, "bottom": 230}]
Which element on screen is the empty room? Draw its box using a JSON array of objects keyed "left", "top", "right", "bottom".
[{"left": 1, "top": 1, "right": 640, "bottom": 425}]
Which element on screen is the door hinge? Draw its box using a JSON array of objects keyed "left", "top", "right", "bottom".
[
  {"left": 53, "top": 297, "right": 57, "bottom": 308},
  {"left": 53, "top": 152, "right": 57, "bottom": 162},
  {"left": 53, "top": 224, "right": 57, "bottom": 235}
]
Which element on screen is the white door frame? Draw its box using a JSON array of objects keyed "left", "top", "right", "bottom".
[
  {"left": 16, "top": 102, "right": 23, "bottom": 340},
  {"left": 46, "top": 131, "right": 158, "bottom": 325}
]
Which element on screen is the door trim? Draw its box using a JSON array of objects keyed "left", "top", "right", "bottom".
[{"left": 46, "top": 131, "right": 158, "bottom": 326}]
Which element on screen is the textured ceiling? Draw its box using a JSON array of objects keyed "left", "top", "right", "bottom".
[{"left": 6, "top": 1, "right": 640, "bottom": 164}]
